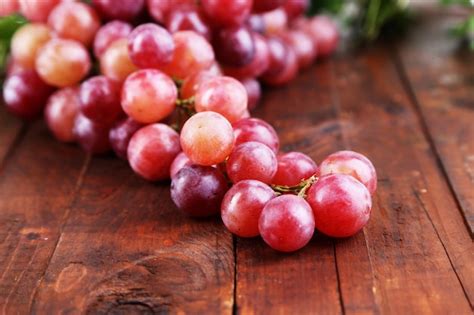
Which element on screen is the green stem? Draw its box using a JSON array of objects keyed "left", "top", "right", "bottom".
[{"left": 271, "top": 175, "right": 318, "bottom": 198}]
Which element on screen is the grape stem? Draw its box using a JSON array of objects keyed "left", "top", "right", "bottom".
[{"left": 271, "top": 175, "right": 318, "bottom": 198}]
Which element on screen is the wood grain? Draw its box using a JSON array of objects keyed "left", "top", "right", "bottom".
[{"left": 0, "top": 107, "right": 23, "bottom": 168}]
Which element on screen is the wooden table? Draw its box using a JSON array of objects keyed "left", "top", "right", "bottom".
[{"left": 1, "top": 9, "right": 473, "bottom": 315}]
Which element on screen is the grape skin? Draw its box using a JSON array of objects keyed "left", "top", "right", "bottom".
[
  {"left": 45, "top": 87, "right": 80, "bottom": 143},
  {"left": 170, "top": 152, "right": 193, "bottom": 179},
  {"left": 100, "top": 39, "right": 138, "bottom": 82},
  {"left": 73, "top": 113, "right": 111, "bottom": 154},
  {"left": 233, "top": 118, "right": 280, "bottom": 154},
  {"left": 108, "top": 117, "right": 143, "bottom": 160},
  {"left": 272, "top": 152, "right": 318, "bottom": 186},
  {"left": 11, "top": 23, "right": 52, "bottom": 69},
  {"left": 92, "top": 0, "right": 145, "bottom": 22},
  {"left": 93, "top": 21, "right": 132, "bottom": 58},
  {"left": 201, "top": 0, "right": 252, "bottom": 28}
]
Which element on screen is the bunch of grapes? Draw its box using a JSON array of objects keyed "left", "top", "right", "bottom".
[{"left": 1, "top": 0, "right": 375, "bottom": 252}]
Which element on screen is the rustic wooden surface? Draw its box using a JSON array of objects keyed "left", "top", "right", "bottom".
[{"left": 0, "top": 10, "right": 473, "bottom": 315}]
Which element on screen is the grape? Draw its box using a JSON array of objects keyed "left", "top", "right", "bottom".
[
  {"left": 195, "top": 76, "right": 248, "bottom": 123},
  {"left": 92, "top": 0, "right": 145, "bottom": 21},
  {"left": 11, "top": 23, "right": 52, "bottom": 69},
  {"left": 73, "top": 114, "right": 111, "bottom": 154},
  {"left": 318, "top": 150, "right": 377, "bottom": 195},
  {"left": 36, "top": 38, "right": 91, "bottom": 88},
  {"left": 19, "top": 0, "right": 60, "bottom": 22},
  {"left": 240, "top": 78, "right": 261, "bottom": 111},
  {"left": 180, "top": 70, "right": 218, "bottom": 99},
  {"left": 259, "top": 37, "right": 286, "bottom": 79},
  {"left": 283, "top": 0, "right": 309, "bottom": 20},
  {"left": 213, "top": 26, "right": 255, "bottom": 67},
  {"left": 272, "top": 152, "right": 317, "bottom": 186},
  {"left": 280, "top": 30, "right": 316, "bottom": 68},
  {"left": 221, "top": 180, "right": 275, "bottom": 237},
  {"left": 121, "top": 69, "right": 177, "bottom": 124},
  {"left": 306, "top": 174, "right": 372, "bottom": 238},
  {"left": 180, "top": 111, "right": 234, "bottom": 166},
  {"left": 259, "top": 195, "right": 315, "bottom": 252},
  {"left": 160, "top": 31, "right": 215, "bottom": 80},
  {"left": 127, "top": 23, "right": 175, "bottom": 69},
  {"left": 0, "top": 0, "right": 19, "bottom": 16},
  {"left": 79, "top": 76, "right": 122, "bottom": 125},
  {"left": 233, "top": 118, "right": 280, "bottom": 154},
  {"left": 261, "top": 39, "right": 298, "bottom": 86},
  {"left": 252, "top": 0, "right": 285, "bottom": 13},
  {"left": 147, "top": 0, "right": 194, "bottom": 23},
  {"left": 6, "top": 57, "right": 26, "bottom": 77},
  {"left": 100, "top": 39, "right": 138, "bottom": 82},
  {"left": 201, "top": 0, "right": 252, "bottom": 28},
  {"left": 45, "top": 87, "right": 80, "bottom": 142},
  {"left": 246, "top": 14, "right": 265, "bottom": 34},
  {"left": 108, "top": 117, "right": 143, "bottom": 160},
  {"left": 226, "top": 141, "right": 277, "bottom": 184},
  {"left": 262, "top": 8, "right": 288, "bottom": 35},
  {"left": 170, "top": 152, "right": 193, "bottom": 179},
  {"left": 127, "top": 124, "right": 181, "bottom": 181},
  {"left": 48, "top": 2, "right": 101, "bottom": 47},
  {"left": 305, "top": 15, "right": 339, "bottom": 57},
  {"left": 2, "top": 69, "right": 54, "bottom": 120},
  {"left": 166, "top": 5, "right": 211, "bottom": 41},
  {"left": 93, "top": 20, "right": 132, "bottom": 58}
]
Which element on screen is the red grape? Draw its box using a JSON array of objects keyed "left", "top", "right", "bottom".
[
  {"left": 128, "top": 123, "right": 181, "bottom": 181},
  {"left": 246, "top": 14, "right": 265, "bottom": 34},
  {"left": 195, "top": 76, "right": 248, "bottom": 123},
  {"left": 127, "top": 23, "right": 175, "bottom": 69},
  {"left": 272, "top": 152, "right": 317, "bottom": 186},
  {"left": 36, "top": 38, "right": 91, "bottom": 88},
  {"left": 170, "top": 152, "right": 192, "bottom": 179},
  {"left": 280, "top": 30, "right": 316, "bottom": 68},
  {"left": 2, "top": 69, "right": 54, "bottom": 120},
  {"left": 283, "top": 0, "right": 309, "bottom": 20},
  {"left": 261, "top": 40, "right": 298, "bottom": 86},
  {"left": 171, "top": 165, "right": 228, "bottom": 217},
  {"left": 0, "top": 0, "right": 19, "bottom": 16},
  {"left": 92, "top": 0, "right": 145, "bottom": 21},
  {"left": 79, "top": 75, "right": 122, "bottom": 125},
  {"left": 201, "top": 0, "right": 252, "bottom": 28},
  {"left": 45, "top": 87, "right": 80, "bottom": 142},
  {"left": 226, "top": 141, "right": 277, "bottom": 184},
  {"left": 166, "top": 5, "right": 211, "bottom": 41},
  {"left": 19, "top": 0, "right": 60, "bottom": 22},
  {"left": 221, "top": 179, "right": 275, "bottom": 237},
  {"left": 121, "top": 69, "right": 177, "bottom": 124},
  {"left": 262, "top": 8, "right": 288, "bottom": 35},
  {"left": 11, "top": 23, "right": 52, "bottom": 69},
  {"left": 259, "top": 195, "right": 315, "bottom": 252},
  {"left": 73, "top": 113, "right": 111, "bottom": 154},
  {"left": 307, "top": 174, "right": 372, "bottom": 238},
  {"left": 108, "top": 117, "right": 143, "bottom": 160},
  {"left": 213, "top": 26, "right": 255, "bottom": 67},
  {"left": 252, "top": 0, "right": 285, "bottom": 13},
  {"left": 233, "top": 118, "right": 280, "bottom": 154},
  {"left": 180, "top": 111, "right": 234, "bottom": 166},
  {"left": 100, "top": 39, "right": 138, "bottom": 82},
  {"left": 93, "top": 20, "right": 132, "bottom": 58},
  {"left": 240, "top": 78, "right": 261, "bottom": 111},
  {"left": 259, "top": 36, "right": 287, "bottom": 79},
  {"left": 180, "top": 70, "right": 218, "bottom": 99},
  {"left": 48, "top": 2, "right": 101, "bottom": 47},
  {"left": 318, "top": 150, "right": 377, "bottom": 195},
  {"left": 305, "top": 15, "right": 339, "bottom": 57},
  {"left": 147, "top": 0, "right": 194, "bottom": 23}
]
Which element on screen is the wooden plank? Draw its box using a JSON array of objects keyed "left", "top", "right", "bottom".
[
  {"left": 396, "top": 10, "right": 474, "bottom": 236},
  {"left": 332, "top": 44, "right": 473, "bottom": 313},
  {"left": 0, "top": 106, "right": 24, "bottom": 167},
  {"left": 32, "top": 156, "right": 235, "bottom": 313},
  {"left": 0, "top": 121, "right": 88, "bottom": 313}
]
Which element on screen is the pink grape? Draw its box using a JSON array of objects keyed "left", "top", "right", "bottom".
[
  {"left": 171, "top": 165, "right": 228, "bottom": 217},
  {"left": 272, "top": 152, "right": 318, "bottom": 186},
  {"left": 165, "top": 5, "right": 211, "bottom": 40},
  {"left": 121, "top": 69, "right": 177, "bottom": 124},
  {"left": 11, "top": 23, "right": 52, "bottom": 69},
  {"left": 128, "top": 124, "right": 181, "bottom": 181},
  {"left": 305, "top": 15, "right": 339, "bottom": 57},
  {"left": 233, "top": 118, "right": 280, "bottom": 154},
  {"left": 261, "top": 39, "right": 298, "bottom": 86},
  {"left": 240, "top": 78, "right": 261, "bottom": 111},
  {"left": 221, "top": 180, "right": 275, "bottom": 237},
  {"left": 73, "top": 114, "right": 111, "bottom": 154},
  {"left": 19, "top": 0, "right": 60, "bottom": 22},
  {"left": 307, "top": 174, "right": 372, "bottom": 238},
  {"left": 246, "top": 14, "right": 265, "bottom": 34},
  {"left": 0, "top": 0, "right": 19, "bottom": 16},
  {"left": 226, "top": 141, "right": 277, "bottom": 184},
  {"left": 259, "top": 195, "right": 315, "bottom": 252},
  {"left": 201, "top": 0, "right": 252, "bottom": 27},
  {"left": 93, "top": 21, "right": 132, "bottom": 58},
  {"left": 213, "top": 26, "right": 256, "bottom": 67},
  {"left": 180, "top": 111, "right": 234, "bottom": 166},
  {"left": 318, "top": 150, "right": 377, "bottom": 195},
  {"left": 45, "top": 87, "right": 80, "bottom": 142},
  {"left": 259, "top": 36, "right": 287, "bottom": 79},
  {"left": 127, "top": 23, "right": 175, "bottom": 69},
  {"left": 108, "top": 117, "right": 143, "bottom": 159},
  {"left": 280, "top": 30, "right": 316, "bottom": 68},
  {"left": 92, "top": 0, "right": 145, "bottom": 21},
  {"left": 170, "top": 152, "right": 192, "bottom": 179},
  {"left": 195, "top": 76, "right": 248, "bottom": 123},
  {"left": 262, "top": 8, "right": 288, "bottom": 35},
  {"left": 180, "top": 70, "right": 218, "bottom": 99},
  {"left": 147, "top": 0, "right": 194, "bottom": 23},
  {"left": 100, "top": 38, "right": 138, "bottom": 82}
]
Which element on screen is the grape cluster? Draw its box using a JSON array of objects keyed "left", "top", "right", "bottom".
[{"left": 0, "top": 0, "right": 375, "bottom": 252}]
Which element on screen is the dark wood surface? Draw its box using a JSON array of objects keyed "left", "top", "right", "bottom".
[{"left": 1, "top": 10, "right": 473, "bottom": 315}]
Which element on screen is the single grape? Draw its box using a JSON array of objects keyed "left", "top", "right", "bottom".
[
  {"left": 79, "top": 75, "right": 122, "bottom": 125},
  {"left": 262, "top": 8, "right": 288, "bottom": 35},
  {"left": 272, "top": 152, "right": 317, "bottom": 186},
  {"left": 0, "top": 0, "right": 19, "bottom": 16},
  {"left": 11, "top": 23, "right": 52, "bottom": 69},
  {"left": 170, "top": 152, "right": 193, "bottom": 179},
  {"left": 195, "top": 76, "right": 248, "bottom": 123},
  {"left": 128, "top": 23, "right": 175, "bottom": 69},
  {"left": 259, "top": 36, "right": 287, "bottom": 79},
  {"left": 100, "top": 38, "right": 138, "bottom": 82},
  {"left": 93, "top": 20, "right": 132, "bottom": 58},
  {"left": 171, "top": 165, "right": 228, "bottom": 217},
  {"left": 160, "top": 31, "right": 215, "bottom": 80},
  {"left": 246, "top": 14, "right": 265, "bottom": 34},
  {"left": 127, "top": 124, "right": 181, "bottom": 181},
  {"left": 221, "top": 180, "right": 275, "bottom": 237},
  {"left": 280, "top": 30, "right": 316, "bottom": 68},
  {"left": 45, "top": 87, "right": 80, "bottom": 142},
  {"left": 304, "top": 15, "right": 339, "bottom": 57},
  {"left": 180, "top": 70, "right": 218, "bottom": 99},
  {"left": 36, "top": 38, "right": 91, "bottom": 88},
  {"left": 2, "top": 69, "right": 54, "bottom": 120},
  {"left": 166, "top": 5, "right": 211, "bottom": 41},
  {"left": 307, "top": 174, "right": 372, "bottom": 238},
  {"left": 180, "top": 111, "right": 234, "bottom": 166},
  {"left": 252, "top": 0, "right": 285, "bottom": 13},
  {"left": 318, "top": 150, "right": 377, "bottom": 195},
  {"left": 227, "top": 141, "right": 277, "bottom": 184},
  {"left": 147, "top": 0, "right": 194, "bottom": 23},
  {"left": 108, "top": 117, "right": 143, "bottom": 159},
  {"left": 121, "top": 69, "right": 177, "bottom": 124},
  {"left": 261, "top": 40, "right": 298, "bottom": 86},
  {"left": 240, "top": 78, "right": 261, "bottom": 111},
  {"left": 201, "top": 0, "right": 252, "bottom": 27},
  {"left": 213, "top": 26, "right": 255, "bottom": 67},
  {"left": 92, "top": 0, "right": 145, "bottom": 21},
  {"left": 283, "top": 0, "right": 309, "bottom": 20},
  {"left": 73, "top": 114, "right": 111, "bottom": 154},
  {"left": 19, "top": 0, "right": 60, "bottom": 22},
  {"left": 48, "top": 2, "right": 101, "bottom": 47},
  {"left": 259, "top": 195, "right": 315, "bottom": 252},
  {"left": 233, "top": 118, "right": 280, "bottom": 154}
]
